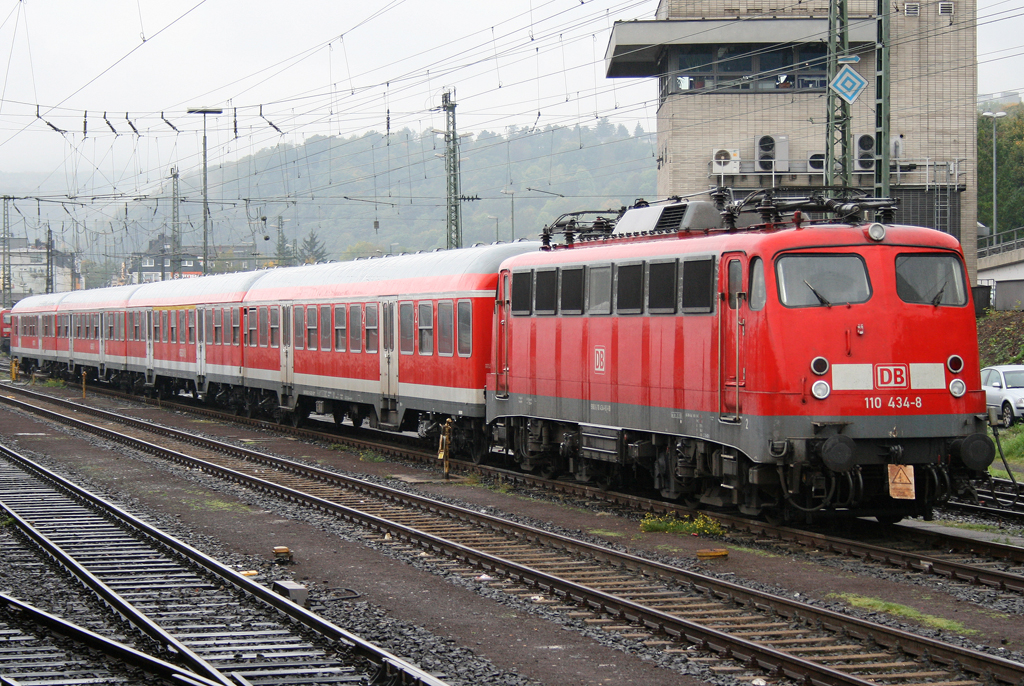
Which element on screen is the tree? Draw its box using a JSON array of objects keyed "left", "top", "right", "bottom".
[
  {"left": 297, "top": 229, "right": 329, "bottom": 264},
  {"left": 978, "top": 106, "right": 1024, "bottom": 241},
  {"left": 275, "top": 227, "right": 295, "bottom": 266}
]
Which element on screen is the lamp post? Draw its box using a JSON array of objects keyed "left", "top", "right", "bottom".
[
  {"left": 486, "top": 215, "right": 500, "bottom": 242},
  {"left": 982, "top": 110, "right": 1007, "bottom": 239},
  {"left": 188, "top": 108, "right": 223, "bottom": 274},
  {"left": 500, "top": 189, "right": 515, "bottom": 240}
]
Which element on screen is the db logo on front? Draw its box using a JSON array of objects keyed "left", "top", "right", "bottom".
[
  {"left": 594, "top": 346, "right": 606, "bottom": 374},
  {"left": 874, "top": 363, "right": 909, "bottom": 389}
]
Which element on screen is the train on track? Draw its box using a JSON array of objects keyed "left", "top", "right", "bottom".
[{"left": 10, "top": 189, "right": 995, "bottom": 523}]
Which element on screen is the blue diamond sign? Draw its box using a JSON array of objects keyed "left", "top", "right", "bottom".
[{"left": 829, "top": 64, "right": 868, "bottom": 104}]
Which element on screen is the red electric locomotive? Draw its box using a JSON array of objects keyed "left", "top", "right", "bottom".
[{"left": 10, "top": 190, "right": 995, "bottom": 522}]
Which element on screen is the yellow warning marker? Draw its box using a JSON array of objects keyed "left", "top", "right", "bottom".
[
  {"left": 887, "top": 464, "right": 915, "bottom": 500},
  {"left": 273, "top": 546, "right": 293, "bottom": 562},
  {"left": 696, "top": 548, "right": 729, "bottom": 560}
]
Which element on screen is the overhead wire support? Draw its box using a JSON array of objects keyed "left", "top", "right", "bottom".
[
  {"left": 125, "top": 112, "right": 140, "bottom": 136},
  {"left": 873, "top": 0, "right": 892, "bottom": 208},
  {"left": 260, "top": 105, "right": 283, "bottom": 134},
  {"left": 161, "top": 112, "right": 179, "bottom": 132},
  {"left": 825, "top": 0, "right": 852, "bottom": 188},
  {"left": 36, "top": 105, "right": 66, "bottom": 135},
  {"left": 2, "top": 198, "right": 10, "bottom": 308},
  {"left": 440, "top": 90, "right": 463, "bottom": 250},
  {"left": 103, "top": 112, "right": 118, "bottom": 135}
]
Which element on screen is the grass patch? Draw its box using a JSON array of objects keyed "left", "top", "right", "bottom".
[
  {"left": 184, "top": 498, "right": 249, "bottom": 513},
  {"left": 727, "top": 545, "right": 780, "bottom": 558},
  {"left": 42, "top": 378, "right": 65, "bottom": 388},
  {"left": 932, "top": 519, "right": 1018, "bottom": 535},
  {"left": 827, "top": 593, "right": 976, "bottom": 634},
  {"left": 462, "top": 474, "right": 482, "bottom": 487},
  {"left": 489, "top": 481, "right": 513, "bottom": 495},
  {"left": 358, "top": 449, "right": 385, "bottom": 463},
  {"left": 588, "top": 529, "right": 623, "bottom": 538},
  {"left": 0, "top": 517, "right": 12, "bottom": 527},
  {"left": 640, "top": 512, "right": 725, "bottom": 537}
]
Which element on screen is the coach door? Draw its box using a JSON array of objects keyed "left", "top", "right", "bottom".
[
  {"left": 145, "top": 310, "right": 154, "bottom": 374},
  {"left": 719, "top": 253, "right": 747, "bottom": 422},
  {"left": 196, "top": 307, "right": 207, "bottom": 382},
  {"left": 380, "top": 299, "right": 398, "bottom": 406},
  {"left": 496, "top": 270, "right": 511, "bottom": 398}
]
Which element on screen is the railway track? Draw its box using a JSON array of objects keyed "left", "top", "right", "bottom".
[
  {"left": 1, "top": 383, "right": 1022, "bottom": 685},
  {"left": 8, "top": 381, "right": 1024, "bottom": 598},
  {"left": 0, "top": 440, "right": 449, "bottom": 686}
]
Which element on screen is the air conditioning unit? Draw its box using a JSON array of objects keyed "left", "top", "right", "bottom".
[
  {"left": 754, "top": 134, "right": 790, "bottom": 172},
  {"left": 712, "top": 148, "right": 740, "bottom": 174},
  {"left": 854, "top": 134, "right": 876, "bottom": 171},
  {"left": 807, "top": 152, "right": 826, "bottom": 173}
]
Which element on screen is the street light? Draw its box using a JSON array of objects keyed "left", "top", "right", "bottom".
[
  {"left": 486, "top": 215, "right": 500, "bottom": 242},
  {"left": 188, "top": 107, "right": 223, "bottom": 274},
  {"left": 982, "top": 110, "right": 1008, "bottom": 239},
  {"left": 500, "top": 189, "right": 515, "bottom": 239}
]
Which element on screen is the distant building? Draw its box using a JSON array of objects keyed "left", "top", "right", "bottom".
[
  {"left": 978, "top": 91, "right": 1022, "bottom": 112},
  {"left": 606, "top": 0, "right": 979, "bottom": 277},
  {"left": 5, "top": 237, "right": 76, "bottom": 302},
  {"left": 125, "top": 234, "right": 276, "bottom": 283}
]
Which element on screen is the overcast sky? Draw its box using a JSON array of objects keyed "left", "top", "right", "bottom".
[{"left": 0, "top": 0, "right": 1016, "bottom": 193}]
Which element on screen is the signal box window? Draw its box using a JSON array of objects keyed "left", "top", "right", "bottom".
[
  {"left": 616, "top": 263, "right": 644, "bottom": 314},
  {"left": 648, "top": 260, "right": 678, "bottom": 313},
  {"left": 748, "top": 258, "right": 767, "bottom": 311},
  {"left": 293, "top": 306, "right": 304, "bottom": 349},
  {"left": 560, "top": 267, "right": 584, "bottom": 314},
  {"left": 349, "top": 304, "right": 362, "bottom": 353},
  {"left": 457, "top": 301, "right": 472, "bottom": 356},
  {"left": 320, "top": 305, "right": 332, "bottom": 351},
  {"left": 681, "top": 258, "right": 715, "bottom": 313},
  {"left": 776, "top": 254, "right": 871, "bottom": 307},
  {"left": 365, "top": 304, "right": 379, "bottom": 353},
  {"left": 511, "top": 271, "right": 532, "bottom": 315},
  {"left": 588, "top": 265, "right": 612, "bottom": 314},
  {"left": 399, "top": 302, "right": 415, "bottom": 354},
  {"left": 437, "top": 301, "right": 454, "bottom": 355},
  {"left": 534, "top": 270, "right": 557, "bottom": 315},
  {"left": 418, "top": 302, "right": 433, "bottom": 354},
  {"left": 334, "top": 305, "right": 347, "bottom": 352},
  {"left": 895, "top": 253, "right": 967, "bottom": 306}
]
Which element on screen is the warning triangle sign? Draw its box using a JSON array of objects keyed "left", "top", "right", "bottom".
[{"left": 891, "top": 466, "right": 912, "bottom": 484}]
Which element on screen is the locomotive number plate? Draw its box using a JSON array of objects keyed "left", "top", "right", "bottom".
[
  {"left": 864, "top": 396, "right": 922, "bottom": 410},
  {"left": 887, "top": 464, "right": 915, "bottom": 500}
]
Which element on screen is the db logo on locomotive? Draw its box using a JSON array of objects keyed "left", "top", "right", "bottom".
[
  {"left": 594, "top": 346, "right": 606, "bottom": 374},
  {"left": 874, "top": 364, "right": 909, "bottom": 389}
]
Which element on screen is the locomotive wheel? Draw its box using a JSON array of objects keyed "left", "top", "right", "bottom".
[
  {"left": 349, "top": 411, "right": 365, "bottom": 429},
  {"left": 1002, "top": 402, "right": 1015, "bottom": 429},
  {"left": 470, "top": 435, "right": 490, "bottom": 465}
]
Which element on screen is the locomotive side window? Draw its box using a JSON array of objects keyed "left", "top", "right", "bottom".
[
  {"left": 511, "top": 271, "right": 532, "bottom": 315},
  {"left": 728, "top": 260, "right": 743, "bottom": 309},
  {"left": 306, "top": 306, "right": 318, "bottom": 350},
  {"left": 320, "top": 305, "right": 332, "bottom": 351},
  {"left": 895, "top": 253, "right": 967, "bottom": 306},
  {"left": 418, "top": 302, "right": 434, "bottom": 354},
  {"left": 293, "top": 306, "right": 304, "bottom": 349},
  {"left": 270, "top": 307, "right": 280, "bottom": 347},
  {"left": 365, "top": 304, "right": 379, "bottom": 353},
  {"left": 616, "top": 263, "right": 644, "bottom": 314},
  {"left": 588, "top": 265, "right": 612, "bottom": 314},
  {"left": 334, "top": 305, "right": 347, "bottom": 352},
  {"left": 748, "top": 258, "right": 767, "bottom": 311},
  {"left": 349, "top": 304, "right": 362, "bottom": 353},
  {"left": 437, "top": 301, "right": 454, "bottom": 355},
  {"left": 457, "top": 300, "right": 472, "bottom": 356},
  {"left": 259, "top": 307, "right": 269, "bottom": 346},
  {"left": 682, "top": 257, "right": 716, "bottom": 313},
  {"left": 647, "top": 260, "right": 677, "bottom": 313},
  {"left": 399, "top": 302, "right": 414, "bottom": 354},
  {"left": 776, "top": 254, "right": 871, "bottom": 307},
  {"left": 560, "top": 267, "right": 584, "bottom": 314},
  {"left": 534, "top": 270, "right": 557, "bottom": 315}
]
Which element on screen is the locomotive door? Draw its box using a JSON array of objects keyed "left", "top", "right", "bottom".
[
  {"left": 496, "top": 270, "right": 511, "bottom": 398},
  {"left": 281, "top": 305, "right": 293, "bottom": 392},
  {"left": 380, "top": 299, "right": 398, "bottom": 402},
  {"left": 719, "top": 253, "right": 747, "bottom": 421}
]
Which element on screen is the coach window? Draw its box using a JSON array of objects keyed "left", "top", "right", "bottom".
[
  {"left": 895, "top": 253, "right": 967, "bottom": 306},
  {"left": 588, "top": 265, "right": 612, "bottom": 314},
  {"left": 366, "top": 304, "right": 379, "bottom": 353},
  {"left": 399, "top": 302, "right": 414, "bottom": 354},
  {"left": 259, "top": 307, "right": 269, "bottom": 346},
  {"left": 282, "top": 306, "right": 291, "bottom": 347},
  {"left": 418, "top": 302, "right": 433, "bottom": 354},
  {"left": 681, "top": 257, "right": 716, "bottom": 313},
  {"left": 244, "top": 308, "right": 255, "bottom": 346},
  {"left": 334, "top": 305, "right": 347, "bottom": 352},
  {"left": 150, "top": 312, "right": 157, "bottom": 342},
  {"left": 776, "top": 254, "right": 870, "bottom": 307},
  {"left": 616, "top": 263, "right": 644, "bottom": 314},
  {"left": 560, "top": 267, "right": 584, "bottom": 315},
  {"left": 189, "top": 310, "right": 196, "bottom": 344},
  {"left": 270, "top": 307, "right": 280, "bottom": 347},
  {"left": 457, "top": 301, "right": 472, "bottom": 356},
  {"left": 107, "top": 313, "right": 114, "bottom": 340},
  {"left": 203, "top": 310, "right": 212, "bottom": 344},
  {"left": 534, "top": 270, "right": 557, "bottom": 315},
  {"left": 648, "top": 260, "right": 678, "bottom": 313},
  {"left": 320, "top": 305, "right": 332, "bottom": 351},
  {"left": 171, "top": 311, "right": 179, "bottom": 343},
  {"left": 748, "top": 258, "right": 767, "bottom": 311},
  {"left": 293, "top": 306, "right": 304, "bottom": 349},
  {"left": 349, "top": 304, "right": 362, "bottom": 353},
  {"left": 511, "top": 271, "right": 532, "bottom": 315},
  {"left": 213, "top": 309, "right": 222, "bottom": 345},
  {"left": 437, "top": 301, "right": 454, "bottom": 355},
  {"left": 306, "top": 306, "right": 318, "bottom": 350}
]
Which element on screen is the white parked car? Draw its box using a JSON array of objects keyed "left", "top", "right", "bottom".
[{"left": 981, "top": 365, "right": 1024, "bottom": 428}]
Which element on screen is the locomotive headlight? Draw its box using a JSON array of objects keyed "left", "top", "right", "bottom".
[
  {"left": 946, "top": 355, "right": 964, "bottom": 374},
  {"left": 949, "top": 378, "right": 966, "bottom": 398},
  {"left": 867, "top": 223, "right": 886, "bottom": 241},
  {"left": 811, "top": 380, "right": 831, "bottom": 400},
  {"left": 810, "top": 356, "right": 829, "bottom": 375}
]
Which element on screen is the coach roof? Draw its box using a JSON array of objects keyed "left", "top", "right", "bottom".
[{"left": 127, "top": 270, "right": 266, "bottom": 307}]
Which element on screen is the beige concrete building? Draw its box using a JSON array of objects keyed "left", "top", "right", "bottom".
[{"left": 606, "top": 0, "right": 978, "bottom": 278}]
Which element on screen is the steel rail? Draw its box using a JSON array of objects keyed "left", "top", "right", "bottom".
[
  {"left": 0, "top": 441, "right": 449, "bottom": 686},
  {"left": 4, "top": 391, "right": 1022, "bottom": 686},
  {"left": 0, "top": 592, "right": 224, "bottom": 686}
]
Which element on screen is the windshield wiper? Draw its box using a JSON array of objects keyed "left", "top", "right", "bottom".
[
  {"left": 803, "top": 279, "right": 831, "bottom": 307},
  {"left": 931, "top": 280, "right": 947, "bottom": 306}
]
